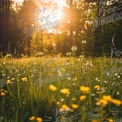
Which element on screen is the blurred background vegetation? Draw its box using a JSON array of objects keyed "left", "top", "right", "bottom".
[{"left": 0, "top": 0, "right": 122, "bottom": 57}]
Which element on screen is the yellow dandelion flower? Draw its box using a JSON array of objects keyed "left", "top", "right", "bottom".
[
  {"left": 94, "top": 85, "right": 100, "bottom": 89},
  {"left": 80, "top": 86, "right": 90, "bottom": 93},
  {"left": 60, "top": 104, "right": 70, "bottom": 112},
  {"left": 22, "top": 77, "right": 27, "bottom": 82},
  {"left": 102, "top": 95, "right": 112, "bottom": 101},
  {"left": 29, "top": 116, "right": 35, "bottom": 121},
  {"left": 61, "top": 104, "right": 68, "bottom": 110},
  {"left": 36, "top": 117, "right": 43, "bottom": 122},
  {"left": 110, "top": 99, "right": 121, "bottom": 106},
  {"left": 1, "top": 92, "right": 6, "bottom": 96},
  {"left": 71, "top": 104, "right": 78, "bottom": 109},
  {"left": 107, "top": 118, "right": 114, "bottom": 122},
  {"left": 49, "top": 85, "right": 57, "bottom": 91},
  {"left": 60, "top": 88, "right": 70, "bottom": 94},
  {"left": 96, "top": 99, "right": 108, "bottom": 106},
  {"left": 80, "top": 95, "right": 86, "bottom": 101}
]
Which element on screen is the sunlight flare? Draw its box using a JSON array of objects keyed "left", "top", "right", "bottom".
[{"left": 11, "top": 0, "right": 24, "bottom": 11}]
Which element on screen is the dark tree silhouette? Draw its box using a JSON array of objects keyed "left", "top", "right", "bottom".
[
  {"left": 94, "top": 0, "right": 122, "bottom": 56},
  {"left": 0, "top": 0, "right": 10, "bottom": 55}
]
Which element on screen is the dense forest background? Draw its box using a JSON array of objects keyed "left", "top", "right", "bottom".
[{"left": 0, "top": 0, "right": 122, "bottom": 57}]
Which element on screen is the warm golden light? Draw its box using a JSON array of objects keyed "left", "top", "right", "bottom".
[
  {"left": 34, "top": 0, "right": 67, "bottom": 31},
  {"left": 12, "top": 0, "right": 67, "bottom": 31},
  {"left": 11, "top": 0, "right": 24, "bottom": 11},
  {"left": 53, "top": 0, "right": 67, "bottom": 20}
]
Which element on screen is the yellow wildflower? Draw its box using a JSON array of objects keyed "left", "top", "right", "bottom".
[
  {"left": 94, "top": 85, "right": 100, "bottom": 89},
  {"left": 1, "top": 92, "right": 6, "bottom": 96},
  {"left": 110, "top": 99, "right": 121, "bottom": 106},
  {"left": 60, "top": 104, "right": 70, "bottom": 111},
  {"left": 61, "top": 104, "right": 68, "bottom": 110},
  {"left": 102, "top": 95, "right": 112, "bottom": 102},
  {"left": 80, "top": 95, "right": 86, "bottom": 101},
  {"left": 60, "top": 88, "right": 70, "bottom": 94},
  {"left": 80, "top": 86, "right": 90, "bottom": 93},
  {"left": 36, "top": 117, "right": 43, "bottom": 122},
  {"left": 49, "top": 85, "right": 57, "bottom": 91},
  {"left": 107, "top": 118, "right": 114, "bottom": 122},
  {"left": 71, "top": 104, "right": 78, "bottom": 109},
  {"left": 96, "top": 99, "right": 108, "bottom": 106},
  {"left": 29, "top": 116, "right": 35, "bottom": 121},
  {"left": 22, "top": 77, "right": 27, "bottom": 82}
]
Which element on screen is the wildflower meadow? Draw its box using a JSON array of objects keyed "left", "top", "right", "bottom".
[
  {"left": 0, "top": 0, "right": 122, "bottom": 122},
  {"left": 0, "top": 56, "right": 122, "bottom": 122}
]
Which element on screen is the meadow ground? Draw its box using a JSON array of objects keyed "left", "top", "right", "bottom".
[{"left": 0, "top": 56, "right": 122, "bottom": 122}]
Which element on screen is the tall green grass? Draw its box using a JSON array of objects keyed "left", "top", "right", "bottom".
[{"left": 0, "top": 57, "right": 122, "bottom": 122}]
